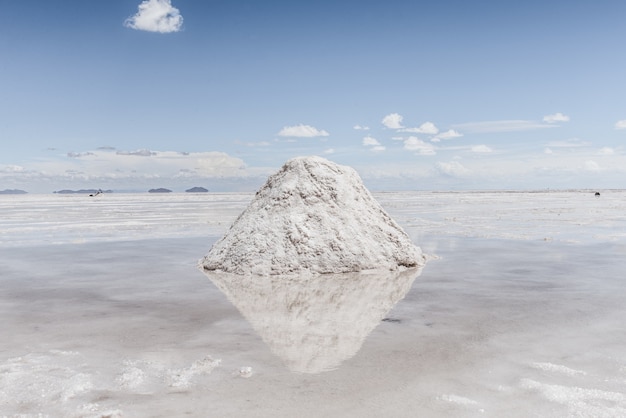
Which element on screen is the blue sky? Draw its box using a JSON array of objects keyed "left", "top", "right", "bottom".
[{"left": 1, "top": 0, "right": 626, "bottom": 192}]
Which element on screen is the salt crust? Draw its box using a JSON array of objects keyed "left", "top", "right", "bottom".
[
  {"left": 0, "top": 350, "right": 221, "bottom": 416},
  {"left": 200, "top": 156, "right": 424, "bottom": 275}
]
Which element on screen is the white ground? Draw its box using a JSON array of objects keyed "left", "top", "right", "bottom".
[{"left": 1, "top": 191, "right": 625, "bottom": 417}]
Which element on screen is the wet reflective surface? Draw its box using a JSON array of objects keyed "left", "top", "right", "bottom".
[
  {"left": 204, "top": 268, "right": 422, "bottom": 374},
  {"left": 1, "top": 192, "right": 625, "bottom": 416}
]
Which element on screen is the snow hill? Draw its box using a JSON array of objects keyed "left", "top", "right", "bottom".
[{"left": 200, "top": 156, "right": 425, "bottom": 275}]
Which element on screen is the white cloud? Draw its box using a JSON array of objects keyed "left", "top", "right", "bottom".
[
  {"left": 274, "top": 137, "right": 297, "bottom": 143},
  {"left": 362, "top": 136, "right": 384, "bottom": 152},
  {"left": 453, "top": 120, "right": 556, "bottom": 133},
  {"left": 323, "top": 148, "right": 335, "bottom": 154},
  {"left": 434, "top": 129, "right": 463, "bottom": 141},
  {"left": 399, "top": 122, "right": 439, "bottom": 135},
  {"left": 584, "top": 160, "right": 600, "bottom": 171},
  {"left": 67, "top": 152, "right": 95, "bottom": 158},
  {"left": 544, "top": 147, "right": 554, "bottom": 154},
  {"left": 242, "top": 141, "right": 271, "bottom": 147},
  {"left": 436, "top": 161, "right": 470, "bottom": 177},
  {"left": 471, "top": 145, "right": 493, "bottom": 153},
  {"left": 277, "top": 124, "right": 329, "bottom": 138},
  {"left": 598, "top": 147, "right": 615, "bottom": 155},
  {"left": 353, "top": 125, "right": 370, "bottom": 131},
  {"left": 420, "top": 122, "right": 439, "bottom": 134},
  {"left": 362, "top": 136, "right": 381, "bottom": 147},
  {"left": 124, "top": 0, "right": 183, "bottom": 33},
  {"left": 543, "top": 112, "right": 570, "bottom": 123},
  {"left": 403, "top": 137, "right": 436, "bottom": 155},
  {"left": 546, "top": 138, "right": 590, "bottom": 148},
  {"left": 3, "top": 148, "right": 275, "bottom": 193},
  {"left": 382, "top": 113, "right": 404, "bottom": 129},
  {"left": 615, "top": 120, "right": 626, "bottom": 130},
  {"left": 24, "top": 149, "right": 250, "bottom": 181},
  {"left": 116, "top": 149, "right": 157, "bottom": 156},
  {"left": 0, "top": 164, "right": 25, "bottom": 173}
]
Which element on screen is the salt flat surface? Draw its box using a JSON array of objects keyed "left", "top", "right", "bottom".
[
  {"left": 0, "top": 193, "right": 250, "bottom": 247},
  {"left": 1, "top": 191, "right": 625, "bottom": 417},
  {"left": 2, "top": 190, "right": 625, "bottom": 248}
]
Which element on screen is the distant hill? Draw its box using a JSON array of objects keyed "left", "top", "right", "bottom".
[
  {"left": 53, "top": 189, "right": 112, "bottom": 194},
  {"left": 148, "top": 188, "right": 172, "bottom": 193},
  {"left": 185, "top": 187, "right": 208, "bottom": 193},
  {"left": 0, "top": 189, "right": 27, "bottom": 195}
]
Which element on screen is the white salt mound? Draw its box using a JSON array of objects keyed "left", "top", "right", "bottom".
[{"left": 200, "top": 156, "right": 425, "bottom": 275}]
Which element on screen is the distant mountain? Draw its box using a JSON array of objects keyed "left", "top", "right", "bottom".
[
  {"left": 53, "top": 189, "right": 112, "bottom": 194},
  {"left": 148, "top": 188, "right": 172, "bottom": 193},
  {"left": 185, "top": 187, "right": 208, "bottom": 193},
  {"left": 0, "top": 189, "right": 27, "bottom": 194}
]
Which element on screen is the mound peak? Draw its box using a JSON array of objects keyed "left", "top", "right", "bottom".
[{"left": 200, "top": 156, "right": 424, "bottom": 275}]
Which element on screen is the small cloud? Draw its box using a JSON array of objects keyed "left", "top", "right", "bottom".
[
  {"left": 353, "top": 125, "right": 370, "bottom": 131},
  {"left": 323, "top": 148, "right": 335, "bottom": 154},
  {"left": 124, "top": 0, "right": 183, "bottom": 33},
  {"left": 116, "top": 149, "right": 157, "bottom": 156},
  {"left": 615, "top": 120, "right": 626, "bottom": 130},
  {"left": 362, "top": 135, "right": 385, "bottom": 152},
  {"left": 471, "top": 145, "right": 493, "bottom": 153},
  {"left": 278, "top": 124, "right": 329, "bottom": 138},
  {"left": 97, "top": 146, "right": 116, "bottom": 151},
  {"left": 382, "top": 113, "right": 404, "bottom": 129},
  {"left": 64, "top": 169, "right": 85, "bottom": 176},
  {"left": 362, "top": 136, "right": 381, "bottom": 147},
  {"left": 246, "top": 141, "right": 271, "bottom": 147},
  {"left": 434, "top": 129, "right": 463, "bottom": 141},
  {"left": 403, "top": 137, "right": 436, "bottom": 155},
  {"left": 453, "top": 120, "right": 556, "bottom": 133},
  {"left": 544, "top": 147, "right": 554, "bottom": 154},
  {"left": 597, "top": 147, "right": 615, "bottom": 155},
  {"left": 543, "top": 112, "right": 570, "bottom": 123},
  {"left": 67, "top": 152, "right": 95, "bottom": 158},
  {"left": 584, "top": 160, "right": 600, "bottom": 171},
  {"left": 0, "top": 164, "right": 25, "bottom": 173},
  {"left": 545, "top": 139, "right": 590, "bottom": 148},
  {"left": 399, "top": 122, "right": 439, "bottom": 135},
  {"left": 436, "top": 161, "right": 470, "bottom": 177}
]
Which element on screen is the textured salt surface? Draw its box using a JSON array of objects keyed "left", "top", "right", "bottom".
[
  {"left": 1, "top": 192, "right": 625, "bottom": 417},
  {"left": 201, "top": 156, "right": 424, "bottom": 275},
  {"left": 3, "top": 190, "right": 626, "bottom": 248}
]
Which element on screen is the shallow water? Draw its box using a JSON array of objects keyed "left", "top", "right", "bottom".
[{"left": 1, "top": 191, "right": 625, "bottom": 417}]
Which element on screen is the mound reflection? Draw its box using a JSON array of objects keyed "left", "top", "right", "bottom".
[{"left": 203, "top": 268, "right": 422, "bottom": 373}]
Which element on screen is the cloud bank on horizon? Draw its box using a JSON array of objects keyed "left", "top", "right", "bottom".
[
  {"left": 2, "top": 0, "right": 626, "bottom": 192},
  {"left": 3, "top": 109, "right": 626, "bottom": 192}
]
